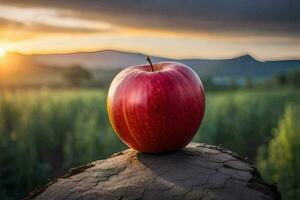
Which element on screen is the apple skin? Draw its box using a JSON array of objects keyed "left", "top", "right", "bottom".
[{"left": 107, "top": 61, "right": 205, "bottom": 153}]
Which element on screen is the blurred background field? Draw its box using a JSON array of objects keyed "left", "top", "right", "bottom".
[{"left": 0, "top": 86, "right": 299, "bottom": 199}]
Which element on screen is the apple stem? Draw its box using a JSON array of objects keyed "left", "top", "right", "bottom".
[{"left": 146, "top": 56, "right": 155, "bottom": 72}]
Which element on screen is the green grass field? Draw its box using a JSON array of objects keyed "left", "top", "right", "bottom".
[
  {"left": 0, "top": 89, "right": 299, "bottom": 199},
  {"left": 195, "top": 90, "right": 300, "bottom": 160}
]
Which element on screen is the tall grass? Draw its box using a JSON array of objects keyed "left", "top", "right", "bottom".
[
  {"left": 257, "top": 103, "right": 300, "bottom": 200},
  {"left": 0, "top": 89, "right": 125, "bottom": 199},
  {"left": 195, "top": 90, "right": 300, "bottom": 160}
]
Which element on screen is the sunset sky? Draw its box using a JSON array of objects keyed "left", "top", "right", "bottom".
[{"left": 0, "top": 0, "right": 299, "bottom": 60}]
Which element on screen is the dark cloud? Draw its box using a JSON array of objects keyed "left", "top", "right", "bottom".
[{"left": 1, "top": 0, "right": 300, "bottom": 37}]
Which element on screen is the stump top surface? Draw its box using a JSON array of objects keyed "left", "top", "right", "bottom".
[{"left": 30, "top": 143, "right": 280, "bottom": 200}]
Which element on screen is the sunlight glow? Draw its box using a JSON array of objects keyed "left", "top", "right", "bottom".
[{"left": 0, "top": 48, "right": 6, "bottom": 58}]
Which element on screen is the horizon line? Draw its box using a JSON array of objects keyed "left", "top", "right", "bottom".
[{"left": 5, "top": 49, "right": 300, "bottom": 62}]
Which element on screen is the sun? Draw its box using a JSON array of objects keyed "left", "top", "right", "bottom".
[{"left": 0, "top": 48, "right": 6, "bottom": 58}]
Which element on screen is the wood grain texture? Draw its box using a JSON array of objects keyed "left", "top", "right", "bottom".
[{"left": 28, "top": 143, "right": 281, "bottom": 200}]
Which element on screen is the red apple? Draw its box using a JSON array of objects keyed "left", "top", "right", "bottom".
[{"left": 107, "top": 57, "right": 205, "bottom": 153}]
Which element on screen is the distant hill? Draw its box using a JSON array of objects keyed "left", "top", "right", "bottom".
[
  {"left": 1, "top": 50, "right": 300, "bottom": 88},
  {"left": 182, "top": 55, "right": 300, "bottom": 80},
  {"left": 29, "top": 50, "right": 300, "bottom": 80}
]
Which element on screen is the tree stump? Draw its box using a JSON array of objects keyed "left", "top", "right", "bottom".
[{"left": 27, "top": 143, "right": 281, "bottom": 200}]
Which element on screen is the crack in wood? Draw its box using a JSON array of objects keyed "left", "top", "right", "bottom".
[{"left": 29, "top": 143, "right": 281, "bottom": 200}]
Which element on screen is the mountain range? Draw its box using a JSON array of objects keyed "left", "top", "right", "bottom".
[
  {"left": 29, "top": 50, "right": 300, "bottom": 79},
  {"left": 1, "top": 50, "right": 300, "bottom": 88}
]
